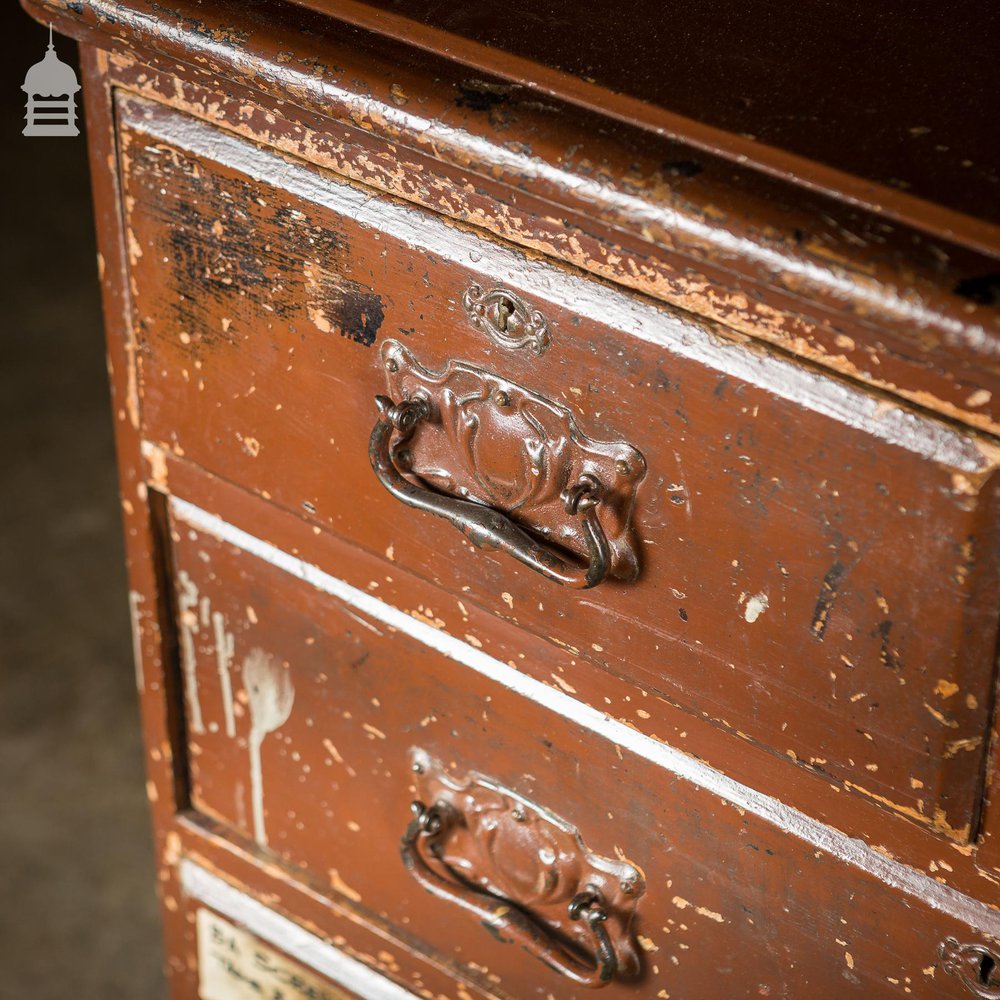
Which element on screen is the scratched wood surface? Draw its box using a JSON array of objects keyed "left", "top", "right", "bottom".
[
  {"left": 165, "top": 496, "right": 998, "bottom": 999},
  {"left": 118, "top": 94, "right": 1000, "bottom": 842}
]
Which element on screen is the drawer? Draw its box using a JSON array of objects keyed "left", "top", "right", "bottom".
[
  {"left": 166, "top": 492, "right": 1000, "bottom": 1000},
  {"left": 119, "top": 94, "right": 1000, "bottom": 840},
  {"left": 181, "top": 900, "right": 377, "bottom": 1000}
]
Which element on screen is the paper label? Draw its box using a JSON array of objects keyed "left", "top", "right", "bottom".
[{"left": 197, "top": 908, "right": 351, "bottom": 1000}]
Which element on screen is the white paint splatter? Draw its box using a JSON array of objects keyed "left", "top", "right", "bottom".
[
  {"left": 243, "top": 648, "right": 294, "bottom": 847},
  {"left": 744, "top": 592, "right": 769, "bottom": 623},
  {"left": 212, "top": 611, "right": 236, "bottom": 738},
  {"left": 177, "top": 570, "right": 205, "bottom": 733},
  {"left": 128, "top": 590, "right": 145, "bottom": 691}
]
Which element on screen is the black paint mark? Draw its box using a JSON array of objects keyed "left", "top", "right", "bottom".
[
  {"left": 662, "top": 160, "right": 704, "bottom": 179},
  {"left": 810, "top": 560, "right": 846, "bottom": 641},
  {"left": 347, "top": 649, "right": 370, "bottom": 671},
  {"left": 953, "top": 273, "right": 1000, "bottom": 306},
  {"left": 314, "top": 275, "right": 385, "bottom": 347},
  {"left": 140, "top": 145, "right": 346, "bottom": 350},
  {"left": 456, "top": 79, "right": 515, "bottom": 112},
  {"left": 876, "top": 620, "right": 901, "bottom": 671}
]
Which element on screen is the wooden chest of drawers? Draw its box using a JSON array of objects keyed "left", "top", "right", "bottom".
[{"left": 27, "top": 1, "right": 1000, "bottom": 996}]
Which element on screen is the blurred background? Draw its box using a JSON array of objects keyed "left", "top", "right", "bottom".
[{"left": 2, "top": 7, "right": 166, "bottom": 997}]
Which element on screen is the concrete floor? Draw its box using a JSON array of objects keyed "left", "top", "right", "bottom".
[{"left": 1, "top": 13, "right": 167, "bottom": 998}]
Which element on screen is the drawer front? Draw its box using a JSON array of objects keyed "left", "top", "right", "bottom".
[
  {"left": 166, "top": 493, "right": 999, "bottom": 1000},
  {"left": 119, "top": 94, "right": 1000, "bottom": 838},
  {"left": 187, "top": 901, "right": 374, "bottom": 1000}
]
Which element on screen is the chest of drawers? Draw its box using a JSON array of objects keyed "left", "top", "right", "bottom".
[{"left": 27, "top": 1, "right": 1000, "bottom": 996}]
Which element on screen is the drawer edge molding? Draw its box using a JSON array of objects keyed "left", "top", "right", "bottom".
[
  {"left": 179, "top": 858, "right": 419, "bottom": 999},
  {"left": 169, "top": 496, "right": 1000, "bottom": 938}
]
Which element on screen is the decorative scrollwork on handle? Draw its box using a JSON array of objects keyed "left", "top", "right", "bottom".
[
  {"left": 463, "top": 284, "right": 551, "bottom": 355},
  {"left": 940, "top": 938, "right": 1000, "bottom": 997},
  {"left": 401, "top": 751, "right": 644, "bottom": 988},
  {"left": 370, "top": 394, "right": 611, "bottom": 587},
  {"left": 403, "top": 800, "right": 618, "bottom": 987},
  {"left": 372, "top": 341, "right": 645, "bottom": 584}
]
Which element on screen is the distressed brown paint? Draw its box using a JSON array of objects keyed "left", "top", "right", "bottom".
[
  {"left": 116, "top": 95, "right": 1000, "bottom": 840},
  {"left": 166, "top": 505, "right": 997, "bottom": 999},
  {"left": 22, "top": 0, "right": 1000, "bottom": 996}
]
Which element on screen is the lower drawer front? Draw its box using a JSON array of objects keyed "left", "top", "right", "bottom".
[
  {"left": 189, "top": 901, "right": 368, "bottom": 1000},
  {"left": 169, "top": 496, "right": 997, "bottom": 1000}
]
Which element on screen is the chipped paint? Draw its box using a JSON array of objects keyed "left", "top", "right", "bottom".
[
  {"left": 671, "top": 896, "right": 725, "bottom": 923},
  {"left": 935, "top": 679, "right": 960, "bottom": 699},
  {"left": 924, "top": 702, "right": 960, "bottom": 729},
  {"left": 140, "top": 439, "right": 170, "bottom": 489},
  {"left": 328, "top": 868, "right": 363, "bottom": 903},
  {"left": 743, "top": 592, "right": 769, "bottom": 624}
]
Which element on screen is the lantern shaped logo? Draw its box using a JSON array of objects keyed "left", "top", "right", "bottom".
[{"left": 22, "top": 25, "right": 80, "bottom": 137}]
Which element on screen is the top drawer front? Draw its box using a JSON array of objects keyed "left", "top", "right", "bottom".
[{"left": 118, "top": 95, "right": 1000, "bottom": 839}]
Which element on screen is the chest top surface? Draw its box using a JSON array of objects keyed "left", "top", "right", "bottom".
[{"left": 303, "top": 0, "right": 1000, "bottom": 230}]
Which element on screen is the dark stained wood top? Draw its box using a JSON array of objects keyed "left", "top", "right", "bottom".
[{"left": 307, "top": 0, "right": 1000, "bottom": 229}]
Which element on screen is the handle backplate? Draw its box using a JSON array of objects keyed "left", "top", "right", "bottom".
[
  {"left": 376, "top": 340, "right": 644, "bottom": 582},
  {"left": 403, "top": 749, "right": 645, "bottom": 987}
]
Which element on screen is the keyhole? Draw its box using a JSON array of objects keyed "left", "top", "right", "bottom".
[
  {"left": 979, "top": 952, "right": 997, "bottom": 986},
  {"left": 497, "top": 296, "right": 513, "bottom": 331}
]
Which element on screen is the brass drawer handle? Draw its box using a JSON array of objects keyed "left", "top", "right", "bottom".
[
  {"left": 402, "top": 801, "right": 619, "bottom": 988},
  {"left": 369, "top": 394, "right": 611, "bottom": 588}
]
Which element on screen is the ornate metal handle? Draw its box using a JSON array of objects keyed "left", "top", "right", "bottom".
[
  {"left": 402, "top": 801, "right": 618, "bottom": 988},
  {"left": 369, "top": 394, "right": 611, "bottom": 588},
  {"left": 940, "top": 938, "right": 1000, "bottom": 997}
]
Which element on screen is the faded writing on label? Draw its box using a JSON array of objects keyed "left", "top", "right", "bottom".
[{"left": 197, "top": 909, "right": 351, "bottom": 1000}]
